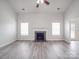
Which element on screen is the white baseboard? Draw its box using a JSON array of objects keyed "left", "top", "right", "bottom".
[
  {"left": 0, "top": 39, "right": 16, "bottom": 48},
  {"left": 64, "top": 39, "right": 70, "bottom": 44},
  {"left": 71, "top": 40, "right": 79, "bottom": 41},
  {"left": 17, "top": 39, "right": 64, "bottom": 40},
  {"left": 47, "top": 39, "right": 64, "bottom": 40},
  {"left": 17, "top": 39, "right": 64, "bottom": 41}
]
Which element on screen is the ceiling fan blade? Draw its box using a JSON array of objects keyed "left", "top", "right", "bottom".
[
  {"left": 36, "top": 4, "right": 39, "bottom": 8},
  {"left": 44, "top": 0, "right": 50, "bottom": 5}
]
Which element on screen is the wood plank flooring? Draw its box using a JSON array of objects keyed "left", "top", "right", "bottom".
[{"left": 0, "top": 41, "right": 79, "bottom": 59}]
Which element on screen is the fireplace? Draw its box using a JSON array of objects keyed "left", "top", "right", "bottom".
[{"left": 35, "top": 31, "right": 46, "bottom": 42}]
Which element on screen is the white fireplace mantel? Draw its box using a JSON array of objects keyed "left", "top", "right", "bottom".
[{"left": 32, "top": 27, "right": 48, "bottom": 32}]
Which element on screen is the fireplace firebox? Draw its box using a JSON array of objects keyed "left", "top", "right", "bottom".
[{"left": 35, "top": 31, "right": 46, "bottom": 42}]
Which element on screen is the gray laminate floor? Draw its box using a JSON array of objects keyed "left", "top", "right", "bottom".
[{"left": 0, "top": 41, "right": 79, "bottom": 59}]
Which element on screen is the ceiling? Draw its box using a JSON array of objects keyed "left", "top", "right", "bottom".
[{"left": 8, "top": 0, "right": 73, "bottom": 14}]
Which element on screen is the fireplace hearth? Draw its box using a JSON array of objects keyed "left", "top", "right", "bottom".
[{"left": 35, "top": 31, "right": 46, "bottom": 42}]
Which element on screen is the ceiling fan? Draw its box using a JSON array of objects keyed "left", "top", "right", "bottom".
[{"left": 36, "top": 0, "right": 50, "bottom": 8}]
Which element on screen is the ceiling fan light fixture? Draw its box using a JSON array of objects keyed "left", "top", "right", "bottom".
[
  {"left": 41, "top": 0, "right": 44, "bottom": 3},
  {"left": 36, "top": 0, "right": 50, "bottom": 8},
  {"left": 36, "top": 4, "right": 39, "bottom": 8},
  {"left": 44, "top": 0, "right": 50, "bottom": 5},
  {"left": 36, "top": 0, "right": 40, "bottom": 4},
  {"left": 36, "top": 0, "right": 44, "bottom": 4}
]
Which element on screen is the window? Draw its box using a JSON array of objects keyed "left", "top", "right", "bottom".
[
  {"left": 71, "top": 23, "right": 75, "bottom": 39},
  {"left": 52, "top": 23, "right": 60, "bottom": 35},
  {"left": 20, "top": 23, "right": 28, "bottom": 36}
]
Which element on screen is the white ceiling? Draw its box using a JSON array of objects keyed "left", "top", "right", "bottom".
[{"left": 8, "top": 0, "right": 73, "bottom": 14}]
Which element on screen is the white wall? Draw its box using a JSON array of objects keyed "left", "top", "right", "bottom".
[
  {"left": 64, "top": 0, "right": 79, "bottom": 42},
  {"left": 18, "top": 13, "right": 64, "bottom": 40},
  {"left": 0, "top": 0, "right": 17, "bottom": 47}
]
